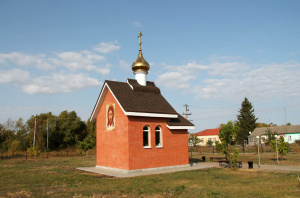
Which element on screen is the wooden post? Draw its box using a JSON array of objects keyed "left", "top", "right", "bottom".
[
  {"left": 33, "top": 118, "right": 37, "bottom": 146},
  {"left": 47, "top": 118, "right": 49, "bottom": 149}
]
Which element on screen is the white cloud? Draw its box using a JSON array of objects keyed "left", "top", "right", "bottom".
[
  {"left": 156, "top": 61, "right": 207, "bottom": 89},
  {"left": 53, "top": 51, "right": 108, "bottom": 75},
  {"left": 93, "top": 41, "right": 121, "bottom": 54},
  {"left": 0, "top": 52, "right": 55, "bottom": 70},
  {"left": 208, "top": 61, "right": 249, "bottom": 77},
  {"left": 22, "top": 73, "right": 102, "bottom": 94},
  {"left": 156, "top": 71, "right": 196, "bottom": 89},
  {"left": 119, "top": 60, "right": 131, "bottom": 71},
  {"left": 0, "top": 69, "right": 30, "bottom": 84},
  {"left": 133, "top": 21, "right": 142, "bottom": 27},
  {"left": 0, "top": 52, "right": 37, "bottom": 66},
  {"left": 0, "top": 41, "right": 119, "bottom": 75},
  {"left": 157, "top": 57, "right": 300, "bottom": 102},
  {"left": 196, "top": 61, "right": 300, "bottom": 101},
  {"left": 164, "top": 61, "right": 208, "bottom": 71}
]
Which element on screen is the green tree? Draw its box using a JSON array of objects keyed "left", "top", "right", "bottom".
[
  {"left": 10, "top": 140, "right": 21, "bottom": 155},
  {"left": 257, "top": 122, "right": 270, "bottom": 127},
  {"left": 78, "top": 134, "right": 96, "bottom": 157},
  {"left": 0, "top": 122, "right": 15, "bottom": 151},
  {"left": 58, "top": 111, "right": 87, "bottom": 149},
  {"left": 0, "top": 124, "right": 5, "bottom": 148},
  {"left": 26, "top": 113, "right": 56, "bottom": 151},
  {"left": 215, "top": 141, "right": 222, "bottom": 153},
  {"left": 86, "top": 119, "right": 96, "bottom": 136},
  {"left": 265, "top": 128, "right": 276, "bottom": 145},
  {"left": 236, "top": 97, "right": 258, "bottom": 144},
  {"left": 271, "top": 136, "right": 290, "bottom": 160},
  {"left": 218, "top": 121, "right": 240, "bottom": 169},
  {"left": 206, "top": 140, "right": 213, "bottom": 147},
  {"left": 188, "top": 134, "right": 200, "bottom": 159},
  {"left": 79, "top": 119, "right": 96, "bottom": 157},
  {"left": 15, "top": 118, "right": 30, "bottom": 151}
]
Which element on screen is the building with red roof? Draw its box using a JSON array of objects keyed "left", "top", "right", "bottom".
[{"left": 194, "top": 128, "right": 220, "bottom": 146}]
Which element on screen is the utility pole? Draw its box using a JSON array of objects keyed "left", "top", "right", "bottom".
[
  {"left": 47, "top": 118, "right": 49, "bottom": 149},
  {"left": 183, "top": 104, "right": 192, "bottom": 120},
  {"left": 33, "top": 117, "right": 37, "bottom": 146},
  {"left": 284, "top": 107, "right": 287, "bottom": 125}
]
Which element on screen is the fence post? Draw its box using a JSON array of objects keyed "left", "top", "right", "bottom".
[{"left": 26, "top": 151, "right": 27, "bottom": 160}]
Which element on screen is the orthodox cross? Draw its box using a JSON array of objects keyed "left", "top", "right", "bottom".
[{"left": 137, "top": 31, "right": 143, "bottom": 51}]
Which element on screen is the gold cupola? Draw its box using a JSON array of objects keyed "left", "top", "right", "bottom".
[
  {"left": 132, "top": 32, "right": 150, "bottom": 86},
  {"left": 132, "top": 50, "right": 150, "bottom": 72}
]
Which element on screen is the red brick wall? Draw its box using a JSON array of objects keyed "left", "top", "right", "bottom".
[
  {"left": 96, "top": 90, "right": 129, "bottom": 169},
  {"left": 96, "top": 89, "right": 189, "bottom": 170},
  {"left": 128, "top": 116, "right": 189, "bottom": 170}
]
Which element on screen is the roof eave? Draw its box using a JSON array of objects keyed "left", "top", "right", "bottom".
[
  {"left": 167, "top": 125, "right": 195, "bottom": 130},
  {"left": 125, "top": 112, "right": 177, "bottom": 118}
]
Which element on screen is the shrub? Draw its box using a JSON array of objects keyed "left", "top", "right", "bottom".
[{"left": 27, "top": 146, "right": 41, "bottom": 157}]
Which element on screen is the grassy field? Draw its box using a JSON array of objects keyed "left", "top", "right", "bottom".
[{"left": 1, "top": 154, "right": 300, "bottom": 198}]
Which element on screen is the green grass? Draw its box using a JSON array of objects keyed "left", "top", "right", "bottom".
[{"left": 1, "top": 156, "right": 300, "bottom": 198}]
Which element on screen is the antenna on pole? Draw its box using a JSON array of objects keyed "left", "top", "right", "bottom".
[{"left": 183, "top": 104, "right": 192, "bottom": 121}]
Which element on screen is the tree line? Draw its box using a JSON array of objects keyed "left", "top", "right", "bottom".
[{"left": 0, "top": 110, "right": 96, "bottom": 155}]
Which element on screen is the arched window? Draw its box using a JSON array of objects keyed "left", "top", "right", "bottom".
[
  {"left": 155, "top": 126, "right": 162, "bottom": 147},
  {"left": 143, "top": 126, "right": 150, "bottom": 148}
]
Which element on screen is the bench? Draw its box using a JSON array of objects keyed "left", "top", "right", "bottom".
[
  {"left": 210, "top": 157, "right": 227, "bottom": 162},
  {"left": 218, "top": 160, "right": 243, "bottom": 168}
]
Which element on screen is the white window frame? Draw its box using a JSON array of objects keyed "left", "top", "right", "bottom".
[
  {"left": 143, "top": 126, "right": 151, "bottom": 148},
  {"left": 155, "top": 126, "right": 163, "bottom": 148}
]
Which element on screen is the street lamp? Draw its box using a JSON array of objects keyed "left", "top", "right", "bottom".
[
  {"left": 256, "top": 136, "right": 260, "bottom": 168},
  {"left": 275, "top": 135, "right": 279, "bottom": 165},
  {"left": 244, "top": 140, "right": 247, "bottom": 153}
]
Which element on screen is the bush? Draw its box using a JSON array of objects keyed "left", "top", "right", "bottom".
[{"left": 27, "top": 146, "right": 41, "bottom": 157}]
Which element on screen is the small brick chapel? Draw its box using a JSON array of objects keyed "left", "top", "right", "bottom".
[{"left": 90, "top": 32, "right": 194, "bottom": 172}]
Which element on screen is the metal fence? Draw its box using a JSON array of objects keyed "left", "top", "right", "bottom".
[
  {"left": 190, "top": 143, "right": 300, "bottom": 154},
  {"left": 1, "top": 149, "right": 96, "bottom": 160}
]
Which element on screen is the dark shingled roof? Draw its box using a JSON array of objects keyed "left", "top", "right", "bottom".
[
  {"left": 167, "top": 114, "right": 194, "bottom": 127},
  {"left": 103, "top": 79, "right": 193, "bottom": 127},
  {"left": 106, "top": 79, "right": 176, "bottom": 114}
]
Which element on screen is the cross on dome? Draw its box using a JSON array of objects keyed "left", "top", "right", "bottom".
[{"left": 131, "top": 32, "right": 150, "bottom": 86}]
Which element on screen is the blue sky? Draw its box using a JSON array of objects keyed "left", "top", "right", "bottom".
[{"left": 1, "top": 0, "right": 300, "bottom": 133}]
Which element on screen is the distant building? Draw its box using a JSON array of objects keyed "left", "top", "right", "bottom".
[
  {"left": 90, "top": 32, "right": 194, "bottom": 173},
  {"left": 194, "top": 128, "right": 220, "bottom": 146},
  {"left": 248, "top": 125, "right": 300, "bottom": 145}
]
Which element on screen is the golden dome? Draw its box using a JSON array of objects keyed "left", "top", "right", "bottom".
[
  {"left": 132, "top": 31, "right": 150, "bottom": 72},
  {"left": 132, "top": 50, "right": 150, "bottom": 72}
]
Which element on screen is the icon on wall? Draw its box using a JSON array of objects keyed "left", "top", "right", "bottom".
[{"left": 106, "top": 103, "right": 115, "bottom": 131}]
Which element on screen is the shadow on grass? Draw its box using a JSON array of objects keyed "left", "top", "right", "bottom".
[
  {"left": 270, "top": 158, "right": 286, "bottom": 162},
  {"left": 189, "top": 158, "right": 205, "bottom": 164}
]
